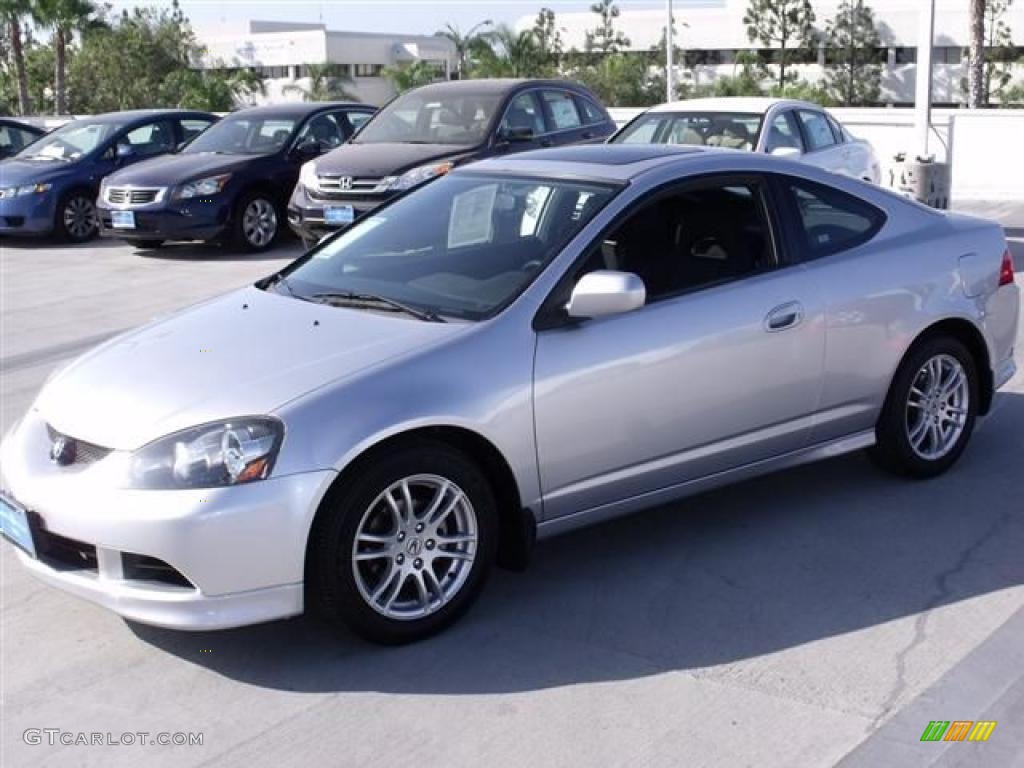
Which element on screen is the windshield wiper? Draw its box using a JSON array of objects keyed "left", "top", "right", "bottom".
[{"left": 309, "top": 291, "right": 445, "bottom": 322}]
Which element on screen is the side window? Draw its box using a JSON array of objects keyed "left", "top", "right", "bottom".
[
  {"left": 825, "top": 114, "right": 846, "bottom": 144},
  {"left": 179, "top": 118, "right": 214, "bottom": 144},
  {"left": 542, "top": 90, "right": 582, "bottom": 131},
  {"left": 783, "top": 177, "right": 885, "bottom": 259},
  {"left": 576, "top": 97, "right": 607, "bottom": 125},
  {"left": 581, "top": 180, "right": 774, "bottom": 301},
  {"left": 296, "top": 113, "right": 345, "bottom": 148},
  {"left": 763, "top": 111, "right": 805, "bottom": 153},
  {"left": 120, "top": 120, "right": 175, "bottom": 156},
  {"left": 796, "top": 110, "right": 837, "bottom": 152},
  {"left": 499, "top": 92, "right": 546, "bottom": 136},
  {"left": 346, "top": 111, "right": 374, "bottom": 135},
  {"left": 0, "top": 126, "right": 17, "bottom": 152},
  {"left": 616, "top": 117, "right": 662, "bottom": 144}
]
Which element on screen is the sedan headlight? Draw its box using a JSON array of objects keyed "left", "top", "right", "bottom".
[
  {"left": 4, "top": 183, "right": 53, "bottom": 197},
  {"left": 126, "top": 417, "right": 283, "bottom": 490},
  {"left": 384, "top": 161, "right": 453, "bottom": 192},
  {"left": 174, "top": 174, "right": 231, "bottom": 200},
  {"left": 299, "top": 160, "right": 319, "bottom": 192}
]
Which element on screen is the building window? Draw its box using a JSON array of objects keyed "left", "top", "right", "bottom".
[
  {"left": 894, "top": 47, "right": 916, "bottom": 64},
  {"left": 354, "top": 64, "right": 384, "bottom": 77}
]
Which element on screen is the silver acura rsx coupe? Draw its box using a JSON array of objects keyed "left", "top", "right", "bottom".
[{"left": 1, "top": 145, "right": 1018, "bottom": 643}]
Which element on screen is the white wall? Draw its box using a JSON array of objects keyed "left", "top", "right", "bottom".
[{"left": 607, "top": 106, "right": 1024, "bottom": 201}]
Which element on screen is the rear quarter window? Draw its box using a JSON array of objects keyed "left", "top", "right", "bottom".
[{"left": 780, "top": 176, "right": 886, "bottom": 259}]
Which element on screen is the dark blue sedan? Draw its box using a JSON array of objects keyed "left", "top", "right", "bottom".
[
  {"left": 0, "top": 110, "right": 217, "bottom": 241},
  {"left": 97, "top": 102, "right": 376, "bottom": 252}
]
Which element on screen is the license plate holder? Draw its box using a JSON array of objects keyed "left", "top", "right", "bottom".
[
  {"left": 111, "top": 210, "right": 136, "bottom": 229},
  {"left": 0, "top": 492, "right": 36, "bottom": 558},
  {"left": 324, "top": 205, "right": 355, "bottom": 227}
]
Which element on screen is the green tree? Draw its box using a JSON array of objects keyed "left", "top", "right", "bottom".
[
  {"left": 282, "top": 62, "right": 356, "bottom": 101},
  {"left": 384, "top": 59, "right": 442, "bottom": 93},
  {"left": 585, "top": 0, "right": 630, "bottom": 56},
  {"left": 967, "top": 0, "right": 985, "bottom": 107},
  {"left": 743, "top": 0, "right": 817, "bottom": 91},
  {"left": 695, "top": 51, "right": 764, "bottom": 97},
  {"left": 0, "top": 0, "right": 33, "bottom": 113},
  {"left": 823, "top": 0, "right": 882, "bottom": 105},
  {"left": 572, "top": 53, "right": 664, "bottom": 107},
  {"left": 33, "top": 0, "right": 100, "bottom": 114},
  {"left": 532, "top": 7, "right": 564, "bottom": 75},
  {"left": 471, "top": 24, "right": 543, "bottom": 78},
  {"left": 973, "top": 0, "right": 1017, "bottom": 104},
  {"left": 436, "top": 20, "right": 492, "bottom": 79}
]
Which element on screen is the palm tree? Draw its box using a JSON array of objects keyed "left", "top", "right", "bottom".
[
  {"left": 0, "top": 0, "right": 33, "bottom": 114},
  {"left": 33, "top": 0, "right": 98, "bottom": 114},
  {"left": 283, "top": 62, "right": 357, "bottom": 102},
  {"left": 968, "top": 0, "right": 986, "bottom": 107},
  {"left": 384, "top": 60, "right": 441, "bottom": 93},
  {"left": 436, "top": 20, "right": 492, "bottom": 78},
  {"left": 472, "top": 24, "right": 542, "bottom": 78}
]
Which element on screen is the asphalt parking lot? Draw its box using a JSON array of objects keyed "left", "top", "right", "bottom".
[{"left": 1, "top": 210, "right": 1022, "bottom": 768}]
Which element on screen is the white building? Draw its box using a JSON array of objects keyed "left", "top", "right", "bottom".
[
  {"left": 195, "top": 21, "right": 457, "bottom": 106},
  {"left": 518, "top": 0, "right": 1024, "bottom": 105}
]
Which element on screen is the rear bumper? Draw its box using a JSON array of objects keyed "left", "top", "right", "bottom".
[
  {"left": 0, "top": 193, "right": 57, "bottom": 234},
  {"left": 97, "top": 200, "right": 230, "bottom": 242}
]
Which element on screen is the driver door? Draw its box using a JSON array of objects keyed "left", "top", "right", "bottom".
[{"left": 532, "top": 176, "right": 827, "bottom": 519}]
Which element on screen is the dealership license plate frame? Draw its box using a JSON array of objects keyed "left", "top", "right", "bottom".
[
  {"left": 324, "top": 205, "right": 355, "bottom": 227},
  {"left": 110, "top": 210, "right": 136, "bottom": 230},
  {"left": 0, "top": 492, "right": 36, "bottom": 558}
]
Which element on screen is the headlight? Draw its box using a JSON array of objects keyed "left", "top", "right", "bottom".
[
  {"left": 174, "top": 174, "right": 231, "bottom": 200},
  {"left": 13, "top": 183, "right": 52, "bottom": 196},
  {"left": 126, "top": 417, "right": 283, "bottom": 489},
  {"left": 385, "top": 161, "right": 453, "bottom": 192},
  {"left": 299, "top": 160, "right": 319, "bottom": 192}
]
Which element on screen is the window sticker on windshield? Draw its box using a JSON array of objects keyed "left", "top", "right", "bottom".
[
  {"left": 448, "top": 184, "right": 497, "bottom": 249},
  {"left": 314, "top": 218, "right": 385, "bottom": 258}
]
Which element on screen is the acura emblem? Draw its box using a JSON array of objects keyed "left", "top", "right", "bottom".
[
  {"left": 338, "top": 176, "right": 353, "bottom": 191},
  {"left": 50, "top": 435, "right": 76, "bottom": 466}
]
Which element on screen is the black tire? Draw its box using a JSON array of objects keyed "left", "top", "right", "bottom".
[
  {"left": 308, "top": 440, "right": 498, "bottom": 644},
  {"left": 136, "top": 239, "right": 165, "bottom": 249},
  {"left": 56, "top": 190, "right": 99, "bottom": 243},
  {"left": 869, "top": 336, "right": 979, "bottom": 478},
  {"left": 231, "top": 190, "right": 279, "bottom": 252}
]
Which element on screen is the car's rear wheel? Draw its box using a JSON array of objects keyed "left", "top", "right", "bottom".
[
  {"left": 308, "top": 441, "right": 497, "bottom": 644},
  {"left": 232, "top": 191, "right": 279, "bottom": 252},
  {"left": 870, "top": 336, "right": 978, "bottom": 477},
  {"left": 57, "top": 192, "right": 98, "bottom": 242}
]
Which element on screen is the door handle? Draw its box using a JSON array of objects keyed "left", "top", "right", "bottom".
[{"left": 765, "top": 301, "right": 804, "bottom": 332}]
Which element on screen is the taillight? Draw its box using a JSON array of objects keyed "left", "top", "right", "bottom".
[{"left": 999, "top": 248, "right": 1015, "bottom": 287}]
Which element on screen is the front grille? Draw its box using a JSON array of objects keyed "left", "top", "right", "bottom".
[
  {"left": 45, "top": 425, "right": 113, "bottom": 466},
  {"left": 106, "top": 187, "right": 162, "bottom": 205},
  {"left": 3, "top": 216, "right": 25, "bottom": 227},
  {"left": 314, "top": 176, "right": 385, "bottom": 198},
  {"left": 34, "top": 524, "right": 98, "bottom": 573},
  {"left": 122, "top": 553, "right": 194, "bottom": 589}
]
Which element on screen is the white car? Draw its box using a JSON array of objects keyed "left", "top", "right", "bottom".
[{"left": 611, "top": 97, "right": 881, "bottom": 184}]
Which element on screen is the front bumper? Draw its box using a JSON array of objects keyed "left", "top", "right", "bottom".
[
  {"left": 287, "top": 183, "right": 389, "bottom": 242},
  {"left": 0, "top": 191, "right": 57, "bottom": 234},
  {"left": 1, "top": 410, "right": 336, "bottom": 630},
  {"left": 97, "top": 199, "right": 231, "bottom": 243}
]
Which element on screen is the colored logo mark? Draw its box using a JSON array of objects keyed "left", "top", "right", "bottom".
[{"left": 920, "top": 720, "right": 996, "bottom": 742}]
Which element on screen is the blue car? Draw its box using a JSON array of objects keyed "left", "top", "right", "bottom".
[
  {"left": 97, "top": 102, "right": 375, "bottom": 252},
  {"left": 0, "top": 109, "right": 217, "bottom": 242}
]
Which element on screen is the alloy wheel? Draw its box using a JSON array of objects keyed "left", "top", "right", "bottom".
[
  {"left": 904, "top": 353, "right": 970, "bottom": 461},
  {"left": 351, "top": 474, "right": 478, "bottom": 620},
  {"left": 242, "top": 198, "right": 277, "bottom": 248}
]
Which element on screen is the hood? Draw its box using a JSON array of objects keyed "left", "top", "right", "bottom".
[
  {"left": 35, "top": 286, "right": 467, "bottom": 450},
  {"left": 314, "top": 142, "right": 474, "bottom": 177},
  {"left": 0, "top": 158, "right": 75, "bottom": 187},
  {"left": 105, "top": 152, "right": 254, "bottom": 186}
]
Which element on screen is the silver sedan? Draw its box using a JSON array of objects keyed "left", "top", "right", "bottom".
[{"left": 1, "top": 145, "right": 1018, "bottom": 643}]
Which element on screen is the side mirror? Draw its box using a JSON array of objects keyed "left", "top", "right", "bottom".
[
  {"left": 566, "top": 270, "right": 646, "bottom": 319},
  {"left": 115, "top": 143, "right": 136, "bottom": 162},
  {"left": 770, "top": 146, "right": 802, "bottom": 159},
  {"left": 500, "top": 125, "right": 534, "bottom": 143},
  {"left": 292, "top": 136, "right": 323, "bottom": 161}
]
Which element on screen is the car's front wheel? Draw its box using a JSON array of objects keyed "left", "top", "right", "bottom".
[
  {"left": 308, "top": 441, "right": 497, "bottom": 644},
  {"left": 870, "top": 336, "right": 979, "bottom": 477},
  {"left": 57, "top": 191, "right": 99, "bottom": 242},
  {"left": 232, "top": 191, "right": 279, "bottom": 252}
]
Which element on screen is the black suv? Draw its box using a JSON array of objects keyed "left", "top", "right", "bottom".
[
  {"left": 287, "top": 78, "right": 615, "bottom": 244},
  {"left": 98, "top": 102, "right": 376, "bottom": 251}
]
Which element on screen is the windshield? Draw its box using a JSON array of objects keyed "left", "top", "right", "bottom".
[
  {"left": 613, "top": 112, "right": 764, "bottom": 151},
  {"left": 185, "top": 115, "right": 298, "bottom": 155},
  {"left": 17, "top": 120, "right": 126, "bottom": 161},
  {"left": 354, "top": 90, "right": 502, "bottom": 146},
  {"left": 274, "top": 174, "right": 617, "bottom": 320}
]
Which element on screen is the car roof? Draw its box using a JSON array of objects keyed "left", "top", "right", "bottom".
[
  {"left": 408, "top": 78, "right": 594, "bottom": 97},
  {"left": 0, "top": 117, "right": 44, "bottom": 132},
  {"left": 227, "top": 101, "right": 371, "bottom": 119},
  {"left": 646, "top": 97, "right": 821, "bottom": 115},
  {"left": 83, "top": 109, "right": 216, "bottom": 124}
]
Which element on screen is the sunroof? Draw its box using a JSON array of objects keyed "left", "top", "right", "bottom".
[{"left": 519, "top": 144, "right": 703, "bottom": 165}]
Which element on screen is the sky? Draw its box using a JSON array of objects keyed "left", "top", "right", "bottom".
[{"left": 106, "top": 0, "right": 722, "bottom": 36}]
